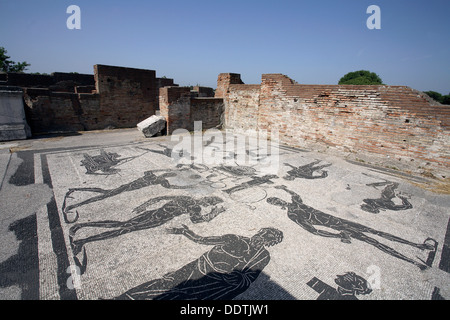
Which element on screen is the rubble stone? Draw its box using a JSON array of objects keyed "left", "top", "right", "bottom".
[{"left": 137, "top": 115, "right": 166, "bottom": 137}]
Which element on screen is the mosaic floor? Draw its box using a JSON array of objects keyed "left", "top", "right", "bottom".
[{"left": 0, "top": 129, "right": 448, "bottom": 300}]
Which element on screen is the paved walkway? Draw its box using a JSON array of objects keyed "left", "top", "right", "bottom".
[{"left": 0, "top": 128, "right": 449, "bottom": 300}]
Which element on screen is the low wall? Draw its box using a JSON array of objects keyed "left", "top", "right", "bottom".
[{"left": 222, "top": 73, "right": 450, "bottom": 177}]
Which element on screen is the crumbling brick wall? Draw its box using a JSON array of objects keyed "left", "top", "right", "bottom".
[
  {"left": 160, "top": 86, "right": 224, "bottom": 134},
  {"left": 23, "top": 88, "right": 101, "bottom": 133},
  {"left": 5, "top": 72, "right": 94, "bottom": 88},
  {"left": 159, "top": 86, "right": 192, "bottom": 134},
  {"left": 94, "top": 64, "right": 158, "bottom": 128},
  {"left": 223, "top": 73, "right": 450, "bottom": 177},
  {"left": 191, "top": 98, "right": 224, "bottom": 129},
  {"left": 22, "top": 65, "right": 161, "bottom": 133},
  {"left": 215, "top": 73, "right": 244, "bottom": 98},
  {"left": 225, "top": 84, "right": 261, "bottom": 132}
]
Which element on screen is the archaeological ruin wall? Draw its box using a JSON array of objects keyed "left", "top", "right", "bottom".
[
  {"left": 219, "top": 73, "right": 450, "bottom": 177},
  {"left": 159, "top": 86, "right": 223, "bottom": 134},
  {"left": 2, "top": 64, "right": 448, "bottom": 177},
  {"left": 94, "top": 64, "right": 158, "bottom": 129},
  {"left": 3, "top": 65, "right": 177, "bottom": 134}
]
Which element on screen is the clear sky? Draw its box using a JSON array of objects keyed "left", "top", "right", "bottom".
[{"left": 1, "top": 0, "right": 449, "bottom": 93}]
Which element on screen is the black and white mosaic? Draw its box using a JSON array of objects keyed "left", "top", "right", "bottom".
[{"left": 0, "top": 132, "right": 449, "bottom": 300}]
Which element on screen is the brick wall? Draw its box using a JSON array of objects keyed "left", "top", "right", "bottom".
[
  {"left": 160, "top": 86, "right": 224, "bottom": 134},
  {"left": 215, "top": 73, "right": 244, "bottom": 98},
  {"left": 94, "top": 64, "right": 158, "bottom": 128},
  {"left": 22, "top": 64, "right": 161, "bottom": 134},
  {"left": 5, "top": 72, "right": 94, "bottom": 88},
  {"left": 159, "top": 86, "right": 191, "bottom": 134},
  {"left": 225, "top": 84, "right": 261, "bottom": 132},
  {"left": 23, "top": 88, "right": 101, "bottom": 133},
  {"left": 223, "top": 73, "right": 450, "bottom": 177},
  {"left": 193, "top": 86, "right": 215, "bottom": 97},
  {"left": 191, "top": 98, "right": 224, "bottom": 129},
  {"left": 156, "top": 77, "right": 178, "bottom": 91}
]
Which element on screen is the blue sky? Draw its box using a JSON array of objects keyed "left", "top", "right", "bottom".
[{"left": 1, "top": 0, "right": 449, "bottom": 93}]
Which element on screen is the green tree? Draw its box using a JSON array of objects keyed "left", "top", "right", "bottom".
[
  {"left": 424, "top": 90, "right": 450, "bottom": 104},
  {"left": 424, "top": 91, "right": 442, "bottom": 103},
  {"left": 442, "top": 94, "right": 450, "bottom": 105},
  {"left": 338, "top": 70, "right": 383, "bottom": 85},
  {"left": 0, "top": 47, "right": 30, "bottom": 73}
]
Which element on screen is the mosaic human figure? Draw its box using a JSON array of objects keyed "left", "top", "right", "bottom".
[
  {"left": 283, "top": 160, "right": 332, "bottom": 180},
  {"left": 69, "top": 195, "right": 225, "bottom": 257},
  {"left": 80, "top": 148, "right": 155, "bottom": 175},
  {"left": 267, "top": 185, "right": 438, "bottom": 270},
  {"left": 113, "top": 225, "right": 283, "bottom": 300},
  {"left": 80, "top": 149, "right": 122, "bottom": 175},
  {"left": 139, "top": 144, "right": 186, "bottom": 159},
  {"left": 223, "top": 174, "right": 278, "bottom": 195},
  {"left": 62, "top": 170, "right": 190, "bottom": 223},
  {"left": 361, "top": 181, "right": 412, "bottom": 214},
  {"left": 307, "top": 272, "right": 372, "bottom": 300}
]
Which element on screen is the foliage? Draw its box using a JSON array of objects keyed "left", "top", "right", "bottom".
[
  {"left": 424, "top": 91, "right": 442, "bottom": 102},
  {"left": 443, "top": 95, "right": 450, "bottom": 105},
  {"left": 424, "top": 90, "right": 450, "bottom": 105},
  {"left": 338, "top": 70, "right": 383, "bottom": 85},
  {"left": 0, "top": 47, "right": 30, "bottom": 73}
]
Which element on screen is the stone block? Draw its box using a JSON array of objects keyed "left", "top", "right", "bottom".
[{"left": 137, "top": 115, "right": 166, "bottom": 137}]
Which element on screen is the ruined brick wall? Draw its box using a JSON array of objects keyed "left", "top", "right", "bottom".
[
  {"left": 160, "top": 86, "right": 224, "bottom": 134},
  {"left": 23, "top": 88, "right": 101, "bottom": 133},
  {"left": 159, "top": 86, "right": 191, "bottom": 134},
  {"left": 5, "top": 72, "right": 94, "bottom": 88},
  {"left": 225, "top": 84, "right": 261, "bottom": 132},
  {"left": 224, "top": 73, "right": 450, "bottom": 176},
  {"left": 190, "top": 98, "right": 224, "bottom": 129},
  {"left": 157, "top": 77, "right": 178, "bottom": 90},
  {"left": 94, "top": 64, "right": 158, "bottom": 128},
  {"left": 215, "top": 73, "right": 244, "bottom": 98},
  {"left": 21, "top": 64, "right": 160, "bottom": 134},
  {"left": 193, "top": 86, "right": 215, "bottom": 97}
]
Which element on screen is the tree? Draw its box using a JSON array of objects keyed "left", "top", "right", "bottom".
[
  {"left": 424, "top": 91, "right": 443, "bottom": 103},
  {"left": 424, "top": 91, "right": 450, "bottom": 105},
  {"left": 0, "top": 47, "right": 30, "bottom": 73},
  {"left": 442, "top": 94, "right": 450, "bottom": 105},
  {"left": 338, "top": 70, "right": 383, "bottom": 85}
]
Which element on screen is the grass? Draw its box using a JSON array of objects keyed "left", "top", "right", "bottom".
[{"left": 411, "top": 177, "right": 450, "bottom": 195}]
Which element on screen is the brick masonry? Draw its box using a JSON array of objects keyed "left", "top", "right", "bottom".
[
  {"left": 20, "top": 65, "right": 174, "bottom": 133},
  {"left": 5, "top": 65, "right": 450, "bottom": 177},
  {"left": 215, "top": 73, "right": 244, "bottom": 99},
  {"left": 94, "top": 64, "right": 158, "bottom": 129},
  {"left": 222, "top": 73, "right": 450, "bottom": 177},
  {"left": 23, "top": 88, "right": 100, "bottom": 132},
  {"left": 160, "top": 86, "right": 224, "bottom": 134}
]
